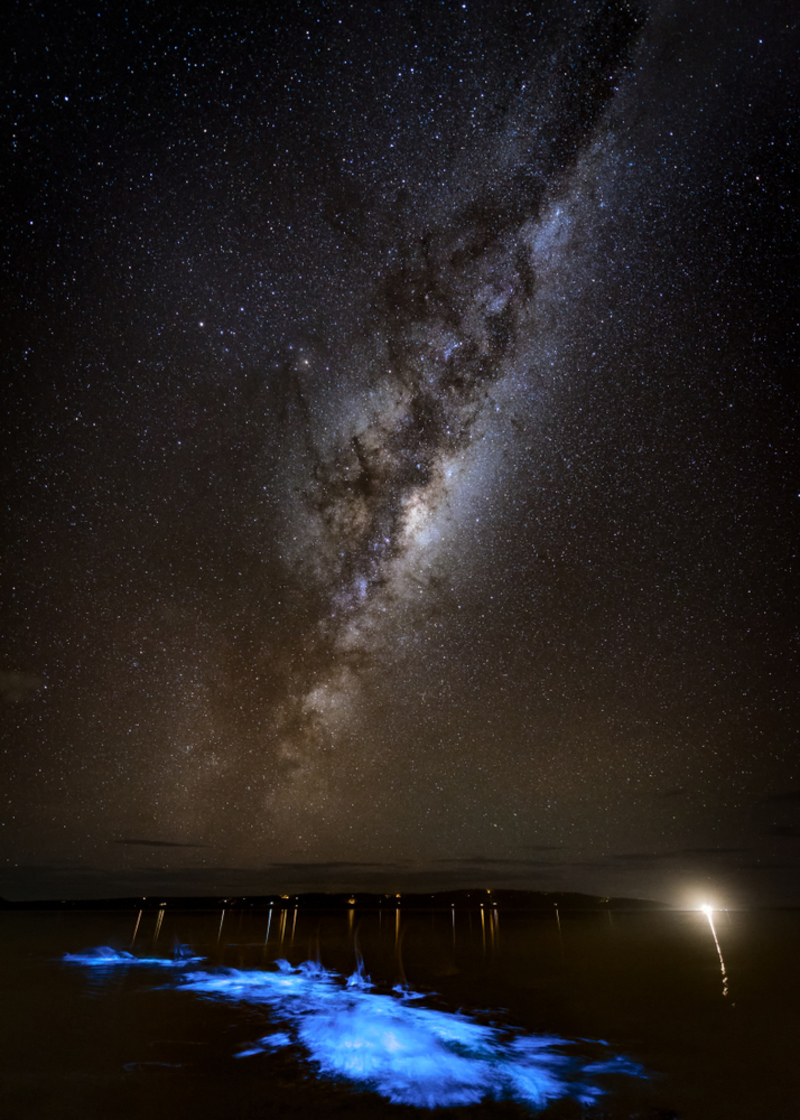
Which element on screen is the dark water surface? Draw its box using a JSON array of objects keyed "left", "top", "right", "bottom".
[{"left": 1, "top": 906, "right": 797, "bottom": 1119}]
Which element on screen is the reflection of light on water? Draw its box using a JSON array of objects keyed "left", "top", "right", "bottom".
[
  {"left": 130, "top": 909, "right": 142, "bottom": 948},
  {"left": 64, "top": 951, "right": 645, "bottom": 1109},
  {"left": 700, "top": 906, "right": 730, "bottom": 998},
  {"left": 264, "top": 904, "right": 273, "bottom": 945},
  {"left": 153, "top": 903, "right": 166, "bottom": 944},
  {"left": 554, "top": 904, "right": 564, "bottom": 961}
]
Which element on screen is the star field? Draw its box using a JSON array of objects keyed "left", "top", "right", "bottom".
[{"left": 2, "top": 0, "right": 798, "bottom": 904}]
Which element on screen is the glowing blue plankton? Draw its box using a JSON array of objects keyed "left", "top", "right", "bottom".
[
  {"left": 65, "top": 952, "right": 645, "bottom": 1110},
  {"left": 63, "top": 945, "right": 203, "bottom": 969}
]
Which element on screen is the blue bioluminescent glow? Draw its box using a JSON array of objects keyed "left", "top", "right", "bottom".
[
  {"left": 63, "top": 945, "right": 204, "bottom": 968},
  {"left": 63, "top": 952, "right": 645, "bottom": 1109}
]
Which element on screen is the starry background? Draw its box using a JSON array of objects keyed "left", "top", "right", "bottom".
[{"left": 2, "top": 0, "right": 797, "bottom": 905}]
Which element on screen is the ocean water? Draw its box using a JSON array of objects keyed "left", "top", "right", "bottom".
[{"left": 1, "top": 904, "right": 797, "bottom": 1119}]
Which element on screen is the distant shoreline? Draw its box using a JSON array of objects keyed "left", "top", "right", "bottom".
[{"left": 0, "top": 888, "right": 667, "bottom": 912}]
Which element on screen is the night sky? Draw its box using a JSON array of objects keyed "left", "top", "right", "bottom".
[{"left": 3, "top": 0, "right": 798, "bottom": 906}]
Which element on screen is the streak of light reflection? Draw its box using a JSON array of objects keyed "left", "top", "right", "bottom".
[{"left": 701, "top": 906, "right": 730, "bottom": 998}]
